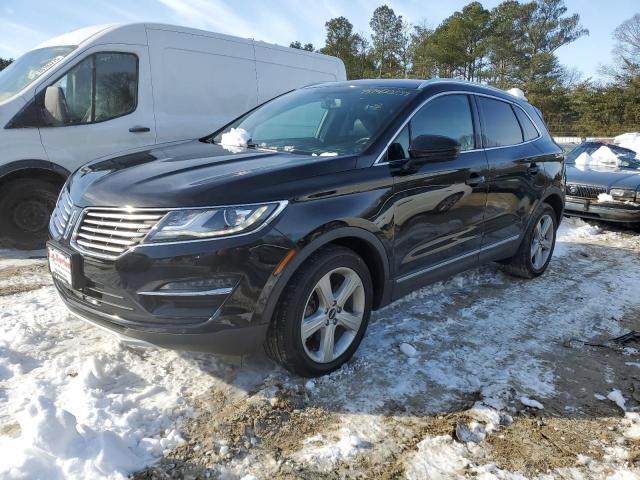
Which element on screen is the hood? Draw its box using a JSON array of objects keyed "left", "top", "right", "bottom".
[
  {"left": 68, "top": 140, "right": 358, "bottom": 208},
  {"left": 566, "top": 164, "right": 640, "bottom": 190}
]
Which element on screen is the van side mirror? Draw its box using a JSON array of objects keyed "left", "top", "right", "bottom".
[
  {"left": 43, "top": 86, "right": 69, "bottom": 125},
  {"left": 408, "top": 135, "right": 461, "bottom": 164}
]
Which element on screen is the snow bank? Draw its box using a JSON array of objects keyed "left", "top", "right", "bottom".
[
  {"left": 0, "top": 286, "right": 221, "bottom": 480},
  {"left": 614, "top": 132, "right": 640, "bottom": 155},
  {"left": 0, "top": 397, "right": 140, "bottom": 479}
]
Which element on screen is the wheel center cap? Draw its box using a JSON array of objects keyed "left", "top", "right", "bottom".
[{"left": 328, "top": 307, "right": 337, "bottom": 320}]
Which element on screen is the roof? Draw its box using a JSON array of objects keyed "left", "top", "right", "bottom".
[{"left": 306, "top": 78, "right": 531, "bottom": 104}]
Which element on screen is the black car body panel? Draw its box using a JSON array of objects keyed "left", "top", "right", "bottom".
[
  {"left": 564, "top": 142, "right": 640, "bottom": 223},
  {"left": 48, "top": 79, "right": 565, "bottom": 354}
]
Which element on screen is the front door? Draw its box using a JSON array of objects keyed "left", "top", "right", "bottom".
[
  {"left": 390, "top": 93, "right": 489, "bottom": 293},
  {"left": 37, "top": 44, "right": 156, "bottom": 173}
]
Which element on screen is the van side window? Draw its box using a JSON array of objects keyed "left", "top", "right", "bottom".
[
  {"left": 478, "top": 97, "right": 523, "bottom": 147},
  {"left": 513, "top": 107, "right": 539, "bottom": 141},
  {"left": 43, "top": 52, "right": 138, "bottom": 126},
  {"left": 410, "top": 95, "right": 475, "bottom": 151}
]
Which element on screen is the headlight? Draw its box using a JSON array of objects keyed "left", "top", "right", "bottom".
[
  {"left": 144, "top": 201, "right": 287, "bottom": 243},
  {"left": 610, "top": 188, "right": 636, "bottom": 201}
]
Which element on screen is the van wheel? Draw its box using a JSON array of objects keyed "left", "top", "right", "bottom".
[
  {"left": 265, "top": 245, "right": 373, "bottom": 377},
  {"left": 503, "top": 203, "right": 557, "bottom": 279},
  {"left": 0, "top": 179, "right": 60, "bottom": 250}
]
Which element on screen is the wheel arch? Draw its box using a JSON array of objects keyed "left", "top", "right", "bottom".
[
  {"left": 255, "top": 226, "right": 393, "bottom": 326},
  {"left": 0, "top": 160, "right": 69, "bottom": 193},
  {"left": 541, "top": 189, "right": 565, "bottom": 225}
]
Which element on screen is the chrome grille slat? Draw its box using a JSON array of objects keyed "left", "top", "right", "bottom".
[
  {"left": 77, "top": 232, "right": 137, "bottom": 246},
  {"left": 86, "top": 212, "right": 164, "bottom": 221},
  {"left": 49, "top": 190, "right": 74, "bottom": 239},
  {"left": 80, "top": 225, "right": 146, "bottom": 238},
  {"left": 83, "top": 218, "right": 153, "bottom": 229},
  {"left": 72, "top": 208, "right": 168, "bottom": 260}
]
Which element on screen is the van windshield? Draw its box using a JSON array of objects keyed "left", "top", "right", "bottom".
[
  {"left": 0, "top": 45, "right": 76, "bottom": 101},
  {"left": 211, "top": 86, "right": 418, "bottom": 156}
]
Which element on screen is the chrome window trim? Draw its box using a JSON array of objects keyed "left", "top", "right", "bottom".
[
  {"left": 374, "top": 90, "right": 542, "bottom": 166},
  {"left": 69, "top": 200, "right": 289, "bottom": 261}
]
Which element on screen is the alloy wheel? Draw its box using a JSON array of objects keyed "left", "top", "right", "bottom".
[
  {"left": 530, "top": 213, "right": 554, "bottom": 270},
  {"left": 300, "top": 267, "right": 365, "bottom": 363}
]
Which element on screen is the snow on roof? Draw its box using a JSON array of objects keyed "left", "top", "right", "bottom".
[
  {"left": 506, "top": 88, "right": 527, "bottom": 101},
  {"left": 614, "top": 132, "right": 640, "bottom": 155}
]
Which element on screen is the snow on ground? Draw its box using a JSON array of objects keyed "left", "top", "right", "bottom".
[{"left": 1, "top": 217, "right": 640, "bottom": 479}]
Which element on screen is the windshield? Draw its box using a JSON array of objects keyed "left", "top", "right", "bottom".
[
  {"left": 211, "top": 85, "right": 418, "bottom": 156},
  {"left": 566, "top": 143, "right": 640, "bottom": 169},
  {"left": 0, "top": 45, "right": 76, "bottom": 101}
]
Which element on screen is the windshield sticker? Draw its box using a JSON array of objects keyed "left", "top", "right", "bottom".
[
  {"left": 31, "top": 55, "right": 66, "bottom": 79},
  {"left": 362, "top": 88, "right": 412, "bottom": 97}
]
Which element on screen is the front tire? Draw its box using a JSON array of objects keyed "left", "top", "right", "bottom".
[
  {"left": 503, "top": 203, "right": 557, "bottom": 279},
  {"left": 265, "top": 245, "right": 373, "bottom": 377},
  {"left": 0, "top": 179, "right": 60, "bottom": 250}
]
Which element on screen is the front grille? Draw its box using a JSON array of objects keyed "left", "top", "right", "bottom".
[
  {"left": 566, "top": 184, "right": 607, "bottom": 199},
  {"left": 72, "top": 209, "right": 168, "bottom": 259},
  {"left": 49, "top": 190, "right": 74, "bottom": 239}
]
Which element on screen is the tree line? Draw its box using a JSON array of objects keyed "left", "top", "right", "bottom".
[
  {"left": 1, "top": 3, "right": 637, "bottom": 137},
  {"left": 290, "top": 1, "right": 640, "bottom": 137}
]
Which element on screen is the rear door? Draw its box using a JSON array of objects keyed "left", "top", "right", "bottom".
[
  {"left": 38, "top": 44, "right": 155, "bottom": 171},
  {"left": 476, "top": 95, "right": 546, "bottom": 249},
  {"left": 390, "top": 93, "right": 489, "bottom": 291}
]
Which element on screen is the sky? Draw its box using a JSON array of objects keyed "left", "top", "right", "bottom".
[{"left": 0, "top": 0, "right": 638, "bottom": 80}]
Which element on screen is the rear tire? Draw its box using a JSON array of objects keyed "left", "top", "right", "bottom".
[
  {"left": 503, "top": 203, "right": 557, "bottom": 279},
  {"left": 0, "top": 179, "right": 60, "bottom": 250},
  {"left": 265, "top": 245, "right": 373, "bottom": 377}
]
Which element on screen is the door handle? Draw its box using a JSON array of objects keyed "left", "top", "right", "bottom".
[
  {"left": 129, "top": 126, "right": 150, "bottom": 133},
  {"left": 465, "top": 174, "right": 485, "bottom": 187},
  {"left": 527, "top": 163, "right": 540, "bottom": 175}
]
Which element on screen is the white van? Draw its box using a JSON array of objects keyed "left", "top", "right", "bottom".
[{"left": 0, "top": 23, "right": 346, "bottom": 248}]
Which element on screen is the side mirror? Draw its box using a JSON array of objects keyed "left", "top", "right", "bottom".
[
  {"left": 43, "top": 86, "right": 68, "bottom": 125},
  {"left": 408, "top": 135, "right": 461, "bottom": 164}
]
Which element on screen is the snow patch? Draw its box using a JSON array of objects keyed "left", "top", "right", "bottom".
[
  {"left": 399, "top": 342, "right": 418, "bottom": 357},
  {"left": 520, "top": 396, "right": 544, "bottom": 410},
  {"left": 598, "top": 192, "right": 615, "bottom": 202},
  {"left": 607, "top": 389, "right": 626, "bottom": 411},
  {"left": 220, "top": 127, "right": 250, "bottom": 152},
  {"left": 299, "top": 429, "right": 368, "bottom": 467}
]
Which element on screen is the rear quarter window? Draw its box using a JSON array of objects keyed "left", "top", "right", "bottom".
[
  {"left": 478, "top": 97, "right": 523, "bottom": 147},
  {"left": 513, "top": 107, "right": 539, "bottom": 141}
]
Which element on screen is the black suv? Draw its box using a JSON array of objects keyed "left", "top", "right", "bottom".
[{"left": 47, "top": 80, "right": 565, "bottom": 376}]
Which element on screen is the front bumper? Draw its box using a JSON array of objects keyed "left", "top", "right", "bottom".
[
  {"left": 565, "top": 196, "right": 640, "bottom": 223},
  {"left": 49, "top": 228, "right": 295, "bottom": 355}
]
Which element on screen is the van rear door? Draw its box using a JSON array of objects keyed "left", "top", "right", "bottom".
[{"left": 37, "top": 44, "right": 155, "bottom": 171}]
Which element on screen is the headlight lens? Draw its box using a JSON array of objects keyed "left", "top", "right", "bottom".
[
  {"left": 610, "top": 188, "right": 636, "bottom": 201},
  {"left": 145, "top": 201, "right": 286, "bottom": 243}
]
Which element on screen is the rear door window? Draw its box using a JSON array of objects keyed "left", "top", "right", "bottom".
[{"left": 478, "top": 97, "right": 523, "bottom": 147}]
